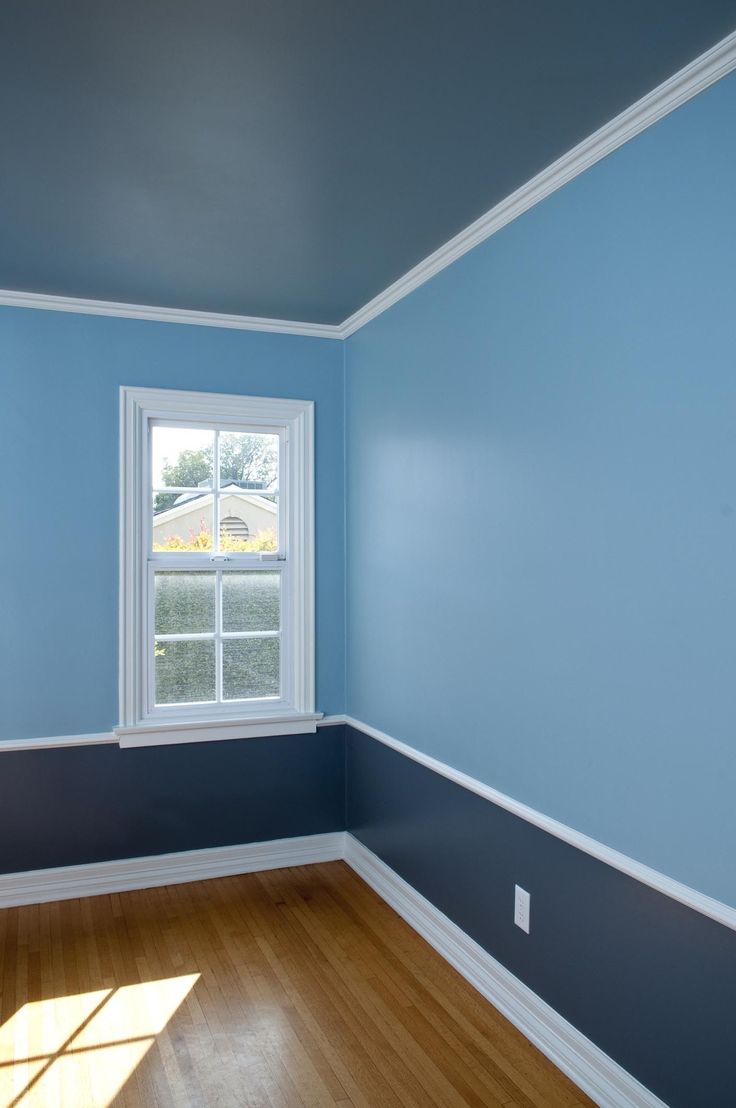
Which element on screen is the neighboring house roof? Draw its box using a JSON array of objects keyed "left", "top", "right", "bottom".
[
  {"left": 153, "top": 485, "right": 277, "bottom": 529},
  {"left": 170, "top": 479, "right": 272, "bottom": 508}
]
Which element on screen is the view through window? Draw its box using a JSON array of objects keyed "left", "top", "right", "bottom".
[{"left": 151, "top": 424, "right": 281, "bottom": 707}]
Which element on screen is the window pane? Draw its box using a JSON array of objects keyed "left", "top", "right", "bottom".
[
  {"left": 223, "top": 638, "right": 280, "bottom": 700},
  {"left": 152, "top": 499, "right": 214, "bottom": 550},
  {"left": 152, "top": 425, "right": 214, "bottom": 548},
  {"left": 219, "top": 429, "right": 279, "bottom": 550},
  {"left": 219, "top": 493, "right": 277, "bottom": 550},
  {"left": 155, "top": 573, "right": 215, "bottom": 635},
  {"left": 152, "top": 426, "right": 214, "bottom": 499},
  {"left": 219, "top": 430, "right": 278, "bottom": 490},
  {"left": 222, "top": 573, "right": 280, "bottom": 633},
  {"left": 155, "top": 639, "right": 216, "bottom": 705}
]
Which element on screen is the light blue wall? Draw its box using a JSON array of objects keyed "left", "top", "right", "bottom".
[
  {"left": 0, "top": 308, "right": 345, "bottom": 738},
  {"left": 345, "top": 73, "right": 736, "bottom": 906},
  {"left": 3, "top": 71, "right": 735, "bottom": 906}
]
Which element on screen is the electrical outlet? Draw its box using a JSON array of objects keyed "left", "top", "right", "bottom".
[{"left": 514, "top": 885, "right": 530, "bottom": 933}]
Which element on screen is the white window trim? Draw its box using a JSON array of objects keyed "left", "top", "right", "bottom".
[{"left": 117, "top": 386, "right": 318, "bottom": 747}]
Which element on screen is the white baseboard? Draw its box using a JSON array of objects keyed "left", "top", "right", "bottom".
[
  {"left": 0, "top": 827, "right": 667, "bottom": 1104},
  {"left": 344, "top": 833, "right": 667, "bottom": 1108},
  {"left": 0, "top": 831, "right": 345, "bottom": 909}
]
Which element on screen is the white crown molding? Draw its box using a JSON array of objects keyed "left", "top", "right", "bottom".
[
  {"left": 0, "top": 287, "right": 343, "bottom": 339},
  {"left": 339, "top": 28, "right": 736, "bottom": 337},
  {"left": 344, "top": 835, "right": 668, "bottom": 1108},
  {"left": 2, "top": 31, "right": 735, "bottom": 342},
  {"left": 0, "top": 831, "right": 345, "bottom": 909},
  {"left": 343, "top": 715, "right": 736, "bottom": 933}
]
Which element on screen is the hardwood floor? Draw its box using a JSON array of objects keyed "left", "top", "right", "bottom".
[{"left": 0, "top": 861, "right": 593, "bottom": 1107}]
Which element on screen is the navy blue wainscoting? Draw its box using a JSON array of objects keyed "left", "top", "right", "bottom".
[
  {"left": 0, "top": 728, "right": 345, "bottom": 873},
  {"left": 346, "top": 726, "right": 736, "bottom": 1108}
]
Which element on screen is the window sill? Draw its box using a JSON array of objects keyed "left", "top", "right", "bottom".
[{"left": 114, "top": 713, "right": 323, "bottom": 749}]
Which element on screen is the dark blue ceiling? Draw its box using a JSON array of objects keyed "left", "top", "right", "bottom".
[{"left": 1, "top": 1, "right": 735, "bottom": 324}]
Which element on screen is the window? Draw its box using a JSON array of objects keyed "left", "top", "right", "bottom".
[{"left": 117, "top": 387, "right": 316, "bottom": 747}]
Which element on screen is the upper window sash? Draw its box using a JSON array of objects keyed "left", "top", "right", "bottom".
[{"left": 148, "top": 419, "right": 285, "bottom": 560}]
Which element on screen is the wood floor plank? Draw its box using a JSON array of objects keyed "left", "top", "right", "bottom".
[
  {"left": 264, "top": 875, "right": 498, "bottom": 1108},
  {"left": 277, "top": 870, "right": 516, "bottom": 1107},
  {"left": 0, "top": 862, "right": 593, "bottom": 1107},
  {"left": 317, "top": 866, "right": 585, "bottom": 1108}
]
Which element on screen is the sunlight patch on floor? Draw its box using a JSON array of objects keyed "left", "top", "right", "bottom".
[{"left": 0, "top": 974, "right": 199, "bottom": 1107}]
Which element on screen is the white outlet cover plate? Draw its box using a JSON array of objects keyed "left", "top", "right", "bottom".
[{"left": 514, "top": 885, "right": 530, "bottom": 933}]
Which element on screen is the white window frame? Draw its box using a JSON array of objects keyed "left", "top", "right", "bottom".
[{"left": 116, "top": 386, "right": 317, "bottom": 747}]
